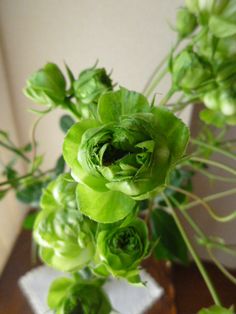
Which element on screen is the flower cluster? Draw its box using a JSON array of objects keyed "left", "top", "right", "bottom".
[
  {"left": 29, "top": 60, "right": 189, "bottom": 311},
  {"left": 171, "top": 0, "right": 236, "bottom": 127}
]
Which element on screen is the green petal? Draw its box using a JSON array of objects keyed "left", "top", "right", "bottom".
[
  {"left": 151, "top": 107, "right": 190, "bottom": 161},
  {"left": 63, "top": 120, "right": 107, "bottom": 191},
  {"left": 209, "top": 16, "right": 236, "bottom": 38},
  {"left": 98, "top": 87, "right": 150, "bottom": 123},
  {"left": 47, "top": 277, "right": 73, "bottom": 309},
  {"left": 76, "top": 184, "right": 136, "bottom": 223}
]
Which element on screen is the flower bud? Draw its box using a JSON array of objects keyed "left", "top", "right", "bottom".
[
  {"left": 176, "top": 7, "right": 197, "bottom": 38},
  {"left": 171, "top": 49, "right": 212, "bottom": 91},
  {"left": 24, "top": 63, "right": 66, "bottom": 107},
  {"left": 73, "top": 67, "right": 112, "bottom": 105}
]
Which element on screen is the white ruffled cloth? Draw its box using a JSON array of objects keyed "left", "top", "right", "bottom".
[{"left": 19, "top": 266, "right": 163, "bottom": 314}]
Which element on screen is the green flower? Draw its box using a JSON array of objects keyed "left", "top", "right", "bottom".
[
  {"left": 40, "top": 173, "right": 78, "bottom": 211},
  {"left": 93, "top": 217, "right": 150, "bottom": 283},
  {"left": 73, "top": 67, "right": 112, "bottom": 119},
  {"left": 63, "top": 88, "right": 189, "bottom": 223},
  {"left": 176, "top": 7, "right": 197, "bottom": 38},
  {"left": 170, "top": 49, "right": 212, "bottom": 93},
  {"left": 201, "top": 87, "right": 236, "bottom": 127},
  {"left": 24, "top": 63, "right": 66, "bottom": 108},
  {"left": 34, "top": 208, "right": 96, "bottom": 272},
  {"left": 48, "top": 277, "right": 112, "bottom": 314}
]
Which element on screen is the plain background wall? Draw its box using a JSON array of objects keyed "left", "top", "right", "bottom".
[{"left": 0, "top": 0, "right": 235, "bottom": 272}]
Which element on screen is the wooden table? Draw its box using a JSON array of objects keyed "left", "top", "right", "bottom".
[{"left": 0, "top": 229, "right": 236, "bottom": 314}]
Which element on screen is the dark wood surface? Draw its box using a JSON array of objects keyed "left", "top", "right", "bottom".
[{"left": 0, "top": 229, "right": 236, "bottom": 314}]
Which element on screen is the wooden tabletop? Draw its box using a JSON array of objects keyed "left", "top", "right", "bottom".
[{"left": 0, "top": 229, "right": 236, "bottom": 314}]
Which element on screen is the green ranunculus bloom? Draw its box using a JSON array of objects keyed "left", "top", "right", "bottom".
[
  {"left": 33, "top": 208, "right": 96, "bottom": 272},
  {"left": 170, "top": 49, "right": 212, "bottom": 93},
  {"left": 48, "top": 277, "right": 112, "bottom": 314},
  {"left": 176, "top": 7, "right": 197, "bottom": 38},
  {"left": 24, "top": 63, "right": 66, "bottom": 108},
  {"left": 63, "top": 88, "right": 189, "bottom": 223},
  {"left": 40, "top": 173, "right": 78, "bottom": 211},
  {"left": 73, "top": 67, "right": 112, "bottom": 119},
  {"left": 93, "top": 217, "right": 150, "bottom": 283}
]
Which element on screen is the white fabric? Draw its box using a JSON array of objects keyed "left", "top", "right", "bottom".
[{"left": 19, "top": 266, "right": 163, "bottom": 314}]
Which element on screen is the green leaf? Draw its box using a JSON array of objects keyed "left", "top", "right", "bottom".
[
  {"left": 198, "top": 305, "right": 235, "bottom": 314},
  {"left": 16, "top": 181, "right": 44, "bottom": 206},
  {"left": 98, "top": 87, "right": 150, "bottom": 123},
  {"left": 0, "top": 130, "right": 9, "bottom": 141},
  {"left": 4, "top": 167, "right": 18, "bottom": 187},
  {"left": 23, "top": 212, "right": 38, "bottom": 230},
  {"left": 76, "top": 183, "right": 136, "bottom": 223},
  {"left": 21, "top": 143, "right": 32, "bottom": 152},
  {"left": 151, "top": 208, "right": 188, "bottom": 264},
  {"left": 55, "top": 155, "right": 65, "bottom": 176},
  {"left": 60, "top": 114, "right": 75, "bottom": 134}
]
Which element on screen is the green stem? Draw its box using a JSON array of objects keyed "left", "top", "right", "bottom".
[
  {"left": 0, "top": 168, "right": 55, "bottom": 187},
  {"left": 190, "top": 156, "right": 236, "bottom": 176},
  {"left": 162, "top": 193, "right": 221, "bottom": 306},
  {"left": 191, "top": 138, "right": 236, "bottom": 161},
  {"left": 159, "top": 87, "right": 175, "bottom": 106},
  {"left": 207, "top": 248, "right": 236, "bottom": 286},
  {"left": 169, "top": 185, "right": 236, "bottom": 223},
  {"left": 184, "top": 188, "right": 236, "bottom": 211},
  {"left": 0, "top": 140, "right": 30, "bottom": 163},
  {"left": 143, "top": 39, "right": 181, "bottom": 98},
  {"left": 187, "top": 162, "right": 236, "bottom": 183}
]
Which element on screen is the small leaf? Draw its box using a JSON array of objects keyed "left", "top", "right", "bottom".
[
  {"left": 22, "top": 143, "right": 32, "bottom": 152},
  {"left": 16, "top": 181, "right": 45, "bottom": 206},
  {"left": 0, "top": 130, "right": 9, "bottom": 141},
  {"left": 5, "top": 167, "right": 18, "bottom": 186},
  {"left": 151, "top": 208, "right": 188, "bottom": 264},
  {"left": 60, "top": 115, "right": 75, "bottom": 134},
  {"left": 23, "top": 212, "right": 38, "bottom": 230},
  {"left": 198, "top": 305, "right": 235, "bottom": 314},
  {"left": 55, "top": 155, "right": 65, "bottom": 176}
]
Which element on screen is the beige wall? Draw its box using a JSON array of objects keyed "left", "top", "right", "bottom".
[{"left": 0, "top": 0, "right": 234, "bottom": 273}]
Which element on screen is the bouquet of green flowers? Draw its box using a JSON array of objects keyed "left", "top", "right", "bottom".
[{"left": 1, "top": 0, "right": 236, "bottom": 313}]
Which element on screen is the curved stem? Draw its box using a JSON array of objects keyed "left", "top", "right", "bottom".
[
  {"left": 190, "top": 156, "right": 236, "bottom": 176},
  {"left": 207, "top": 248, "right": 236, "bottom": 286},
  {"left": 183, "top": 188, "right": 236, "bottom": 211},
  {"left": 191, "top": 138, "right": 236, "bottom": 161},
  {"left": 187, "top": 163, "right": 236, "bottom": 183},
  {"left": 162, "top": 193, "right": 221, "bottom": 306},
  {"left": 169, "top": 185, "right": 236, "bottom": 223},
  {"left": 0, "top": 140, "right": 30, "bottom": 163}
]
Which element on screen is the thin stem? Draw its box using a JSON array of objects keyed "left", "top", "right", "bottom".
[
  {"left": 191, "top": 138, "right": 236, "bottom": 161},
  {"left": 190, "top": 156, "right": 236, "bottom": 177},
  {"left": 143, "top": 39, "right": 181, "bottom": 98},
  {"left": 207, "top": 248, "right": 236, "bottom": 286},
  {"left": 159, "top": 87, "right": 175, "bottom": 106},
  {"left": 30, "top": 115, "right": 43, "bottom": 167},
  {"left": 162, "top": 193, "right": 221, "bottom": 306},
  {"left": 0, "top": 140, "right": 30, "bottom": 163},
  {"left": 184, "top": 188, "right": 236, "bottom": 211},
  {"left": 169, "top": 185, "right": 236, "bottom": 223},
  {"left": 0, "top": 168, "right": 55, "bottom": 187},
  {"left": 187, "top": 162, "right": 236, "bottom": 183}
]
